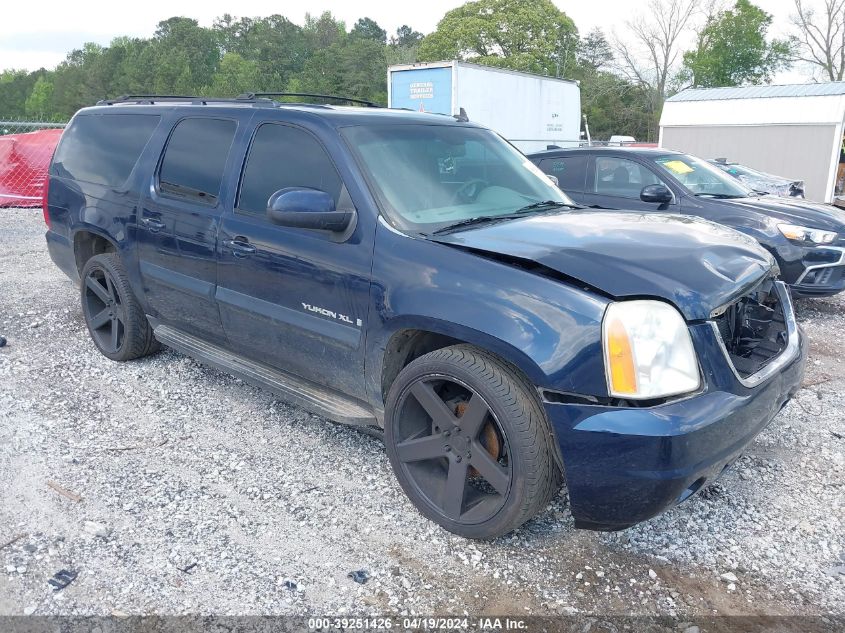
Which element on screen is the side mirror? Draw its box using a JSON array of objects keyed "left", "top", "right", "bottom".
[
  {"left": 267, "top": 187, "right": 353, "bottom": 232},
  {"left": 640, "top": 184, "right": 673, "bottom": 204}
]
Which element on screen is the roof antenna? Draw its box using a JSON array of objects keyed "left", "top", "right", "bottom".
[{"left": 454, "top": 107, "right": 469, "bottom": 122}]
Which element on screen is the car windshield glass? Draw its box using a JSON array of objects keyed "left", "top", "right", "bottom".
[
  {"left": 341, "top": 124, "right": 574, "bottom": 232},
  {"left": 716, "top": 163, "right": 760, "bottom": 178},
  {"left": 653, "top": 154, "right": 752, "bottom": 198}
]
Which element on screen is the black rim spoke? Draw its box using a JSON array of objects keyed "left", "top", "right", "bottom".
[
  {"left": 110, "top": 319, "right": 120, "bottom": 350},
  {"left": 410, "top": 381, "right": 456, "bottom": 427},
  {"left": 86, "top": 276, "right": 110, "bottom": 303},
  {"left": 396, "top": 435, "right": 446, "bottom": 463},
  {"left": 395, "top": 376, "right": 513, "bottom": 526},
  {"left": 470, "top": 444, "right": 510, "bottom": 495},
  {"left": 84, "top": 267, "right": 124, "bottom": 354},
  {"left": 442, "top": 460, "right": 468, "bottom": 519},
  {"left": 89, "top": 308, "right": 111, "bottom": 330},
  {"left": 458, "top": 393, "right": 488, "bottom": 437}
]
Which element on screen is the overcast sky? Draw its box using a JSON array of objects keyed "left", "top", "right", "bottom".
[{"left": 0, "top": 0, "right": 814, "bottom": 81}]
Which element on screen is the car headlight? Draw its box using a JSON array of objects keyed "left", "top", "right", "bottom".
[
  {"left": 777, "top": 223, "right": 836, "bottom": 244},
  {"left": 602, "top": 301, "right": 701, "bottom": 400}
]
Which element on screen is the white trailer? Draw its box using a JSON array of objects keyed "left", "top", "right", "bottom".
[{"left": 387, "top": 61, "right": 581, "bottom": 154}]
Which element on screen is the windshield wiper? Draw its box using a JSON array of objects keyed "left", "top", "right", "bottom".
[
  {"left": 511, "top": 200, "right": 581, "bottom": 213},
  {"left": 430, "top": 201, "right": 577, "bottom": 236},
  {"left": 693, "top": 193, "right": 747, "bottom": 199}
]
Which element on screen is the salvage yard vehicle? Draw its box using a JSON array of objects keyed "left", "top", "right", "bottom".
[
  {"left": 44, "top": 95, "right": 805, "bottom": 538},
  {"left": 708, "top": 158, "right": 805, "bottom": 199},
  {"left": 530, "top": 146, "right": 845, "bottom": 297}
]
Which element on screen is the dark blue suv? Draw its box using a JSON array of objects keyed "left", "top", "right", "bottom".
[{"left": 44, "top": 95, "right": 806, "bottom": 538}]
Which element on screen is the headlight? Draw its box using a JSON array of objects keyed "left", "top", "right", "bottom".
[
  {"left": 777, "top": 223, "right": 836, "bottom": 244},
  {"left": 602, "top": 301, "right": 700, "bottom": 400}
]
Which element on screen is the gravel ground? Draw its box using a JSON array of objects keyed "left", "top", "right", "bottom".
[{"left": 1, "top": 207, "right": 843, "bottom": 618}]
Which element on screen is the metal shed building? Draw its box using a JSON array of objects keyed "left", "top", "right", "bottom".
[{"left": 659, "top": 83, "right": 845, "bottom": 203}]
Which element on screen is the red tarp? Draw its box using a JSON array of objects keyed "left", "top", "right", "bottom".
[{"left": 0, "top": 128, "right": 63, "bottom": 207}]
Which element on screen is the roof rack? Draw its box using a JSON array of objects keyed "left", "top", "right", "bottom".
[
  {"left": 96, "top": 95, "right": 276, "bottom": 106},
  {"left": 238, "top": 92, "right": 381, "bottom": 108},
  {"left": 96, "top": 93, "right": 381, "bottom": 108}
]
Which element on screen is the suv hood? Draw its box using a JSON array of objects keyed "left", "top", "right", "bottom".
[
  {"left": 433, "top": 211, "right": 775, "bottom": 321},
  {"left": 714, "top": 195, "right": 845, "bottom": 232}
]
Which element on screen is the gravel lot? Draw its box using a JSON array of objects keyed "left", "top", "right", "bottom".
[{"left": 1, "top": 207, "right": 843, "bottom": 619}]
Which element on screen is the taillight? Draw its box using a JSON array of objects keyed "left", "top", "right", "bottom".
[{"left": 42, "top": 178, "right": 51, "bottom": 228}]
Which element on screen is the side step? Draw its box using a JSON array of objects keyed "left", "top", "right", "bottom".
[{"left": 153, "top": 325, "right": 377, "bottom": 426}]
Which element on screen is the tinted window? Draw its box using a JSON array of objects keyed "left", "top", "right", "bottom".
[
  {"left": 159, "top": 118, "right": 236, "bottom": 204},
  {"left": 592, "top": 156, "right": 667, "bottom": 199},
  {"left": 51, "top": 114, "right": 160, "bottom": 186},
  {"left": 537, "top": 156, "right": 587, "bottom": 193},
  {"left": 238, "top": 124, "right": 343, "bottom": 214}
]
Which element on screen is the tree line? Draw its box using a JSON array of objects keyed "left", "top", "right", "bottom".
[{"left": 1, "top": 0, "right": 841, "bottom": 141}]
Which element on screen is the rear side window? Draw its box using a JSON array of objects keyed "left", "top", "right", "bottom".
[
  {"left": 237, "top": 123, "right": 343, "bottom": 214},
  {"left": 537, "top": 156, "right": 587, "bottom": 193},
  {"left": 159, "top": 118, "right": 237, "bottom": 205},
  {"left": 50, "top": 114, "right": 160, "bottom": 187}
]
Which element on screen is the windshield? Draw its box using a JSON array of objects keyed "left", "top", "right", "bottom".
[
  {"left": 341, "top": 124, "right": 573, "bottom": 232},
  {"left": 653, "top": 154, "right": 752, "bottom": 198}
]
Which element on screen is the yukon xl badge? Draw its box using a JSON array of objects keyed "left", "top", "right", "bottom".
[{"left": 302, "top": 303, "right": 362, "bottom": 328}]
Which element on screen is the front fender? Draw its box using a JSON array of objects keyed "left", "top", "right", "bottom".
[{"left": 366, "top": 223, "right": 609, "bottom": 406}]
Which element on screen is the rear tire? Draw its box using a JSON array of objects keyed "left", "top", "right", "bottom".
[
  {"left": 80, "top": 253, "right": 159, "bottom": 361},
  {"left": 385, "top": 344, "right": 561, "bottom": 539}
]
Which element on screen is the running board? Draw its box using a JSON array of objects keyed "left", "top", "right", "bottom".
[{"left": 153, "top": 325, "right": 377, "bottom": 426}]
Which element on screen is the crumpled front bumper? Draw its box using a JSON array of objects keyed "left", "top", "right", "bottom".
[{"left": 544, "top": 314, "right": 806, "bottom": 531}]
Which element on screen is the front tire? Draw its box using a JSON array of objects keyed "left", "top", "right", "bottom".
[
  {"left": 385, "top": 345, "right": 561, "bottom": 539},
  {"left": 80, "top": 253, "right": 159, "bottom": 361}
]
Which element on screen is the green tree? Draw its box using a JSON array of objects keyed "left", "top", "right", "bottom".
[
  {"left": 418, "top": 0, "right": 579, "bottom": 77},
  {"left": 206, "top": 52, "right": 260, "bottom": 95},
  {"left": 291, "top": 36, "right": 387, "bottom": 104},
  {"left": 577, "top": 29, "right": 614, "bottom": 73},
  {"left": 683, "top": 0, "right": 793, "bottom": 87},
  {"left": 387, "top": 25, "right": 423, "bottom": 66},
  {"left": 0, "top": 70, "right": 42, "bottom": 117},
  {"left": 391, "top": 25, "right": 423, "bottom": 48},
  {"left": 568, "top": 28, "right": 653, "bottom": 141},
  {"left": 25, "top": 75, "right": 54, "bottom": 116},
  {"left": 304, "top": 11, "right": 346, "bottom": 49},
  {"left": 213, "top": 14, "right": 310, "bottom": 91},
  {"left": 149, "top": 17, "right": 220, "bottom": 94},
  {"left": 351, "top": 17, "right": 387, "bottom": 44}
]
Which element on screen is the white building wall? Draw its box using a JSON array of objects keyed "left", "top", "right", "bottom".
[{"left": 660, "top": 94, "right": 845, "bottom": 202}]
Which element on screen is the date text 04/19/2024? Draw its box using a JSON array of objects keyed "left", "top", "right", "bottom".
[{"left": 307, "top": 616, "right": 528, "bottom": 630}]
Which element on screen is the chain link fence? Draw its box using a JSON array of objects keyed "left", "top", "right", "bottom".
[{"left": 0, "top": 119, "right": 67, "bottom": 208}]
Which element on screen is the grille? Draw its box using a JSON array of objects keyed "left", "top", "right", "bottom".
[
  {"left": 713, "top": 278, "right": 788, "bottom": 379},
  {"left": 801, "top": 265, "right": 845, "bottom": 288}
]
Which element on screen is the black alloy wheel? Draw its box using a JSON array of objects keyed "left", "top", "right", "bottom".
[
  {"left": 385, "top": 345, "right": 561, "bottom": 539},
  {"left": 79, "top": 253, "right": 159, "bottom": 362},
  {"left": 82, "top": 265, "right": 125, "bottom": 355},
  {"left": 393, "top": 375, "right": 512, "bottom": 524}
]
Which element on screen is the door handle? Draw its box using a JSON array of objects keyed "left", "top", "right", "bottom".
[
  {"left": 223, "top": 238, "right": 256, "bottom": 257},
  {"left": 141, "top": 217, "right": 166, "bottom": 233}
]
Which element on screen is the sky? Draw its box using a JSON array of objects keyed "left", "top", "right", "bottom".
[{"left": 0, "top": 0, "right": 816, "bottom": 82}]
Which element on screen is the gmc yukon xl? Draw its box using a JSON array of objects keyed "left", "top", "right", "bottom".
[{"left": 43, "top": 95, "right": 806, "bottom": 538}]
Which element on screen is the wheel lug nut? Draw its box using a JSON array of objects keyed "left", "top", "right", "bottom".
[
  {"left": 444, "top": 445, "right": 451, "bottom": 452},
  {"left": 444, "top": 430, "right": 450, "bottom": 437},
  {"left": 456, "top": 456, "right": 462, "bottom": 463}
]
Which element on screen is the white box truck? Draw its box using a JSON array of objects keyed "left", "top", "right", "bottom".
[{"left": 387, "top": 61, "right": 582, "bottom": 153}]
